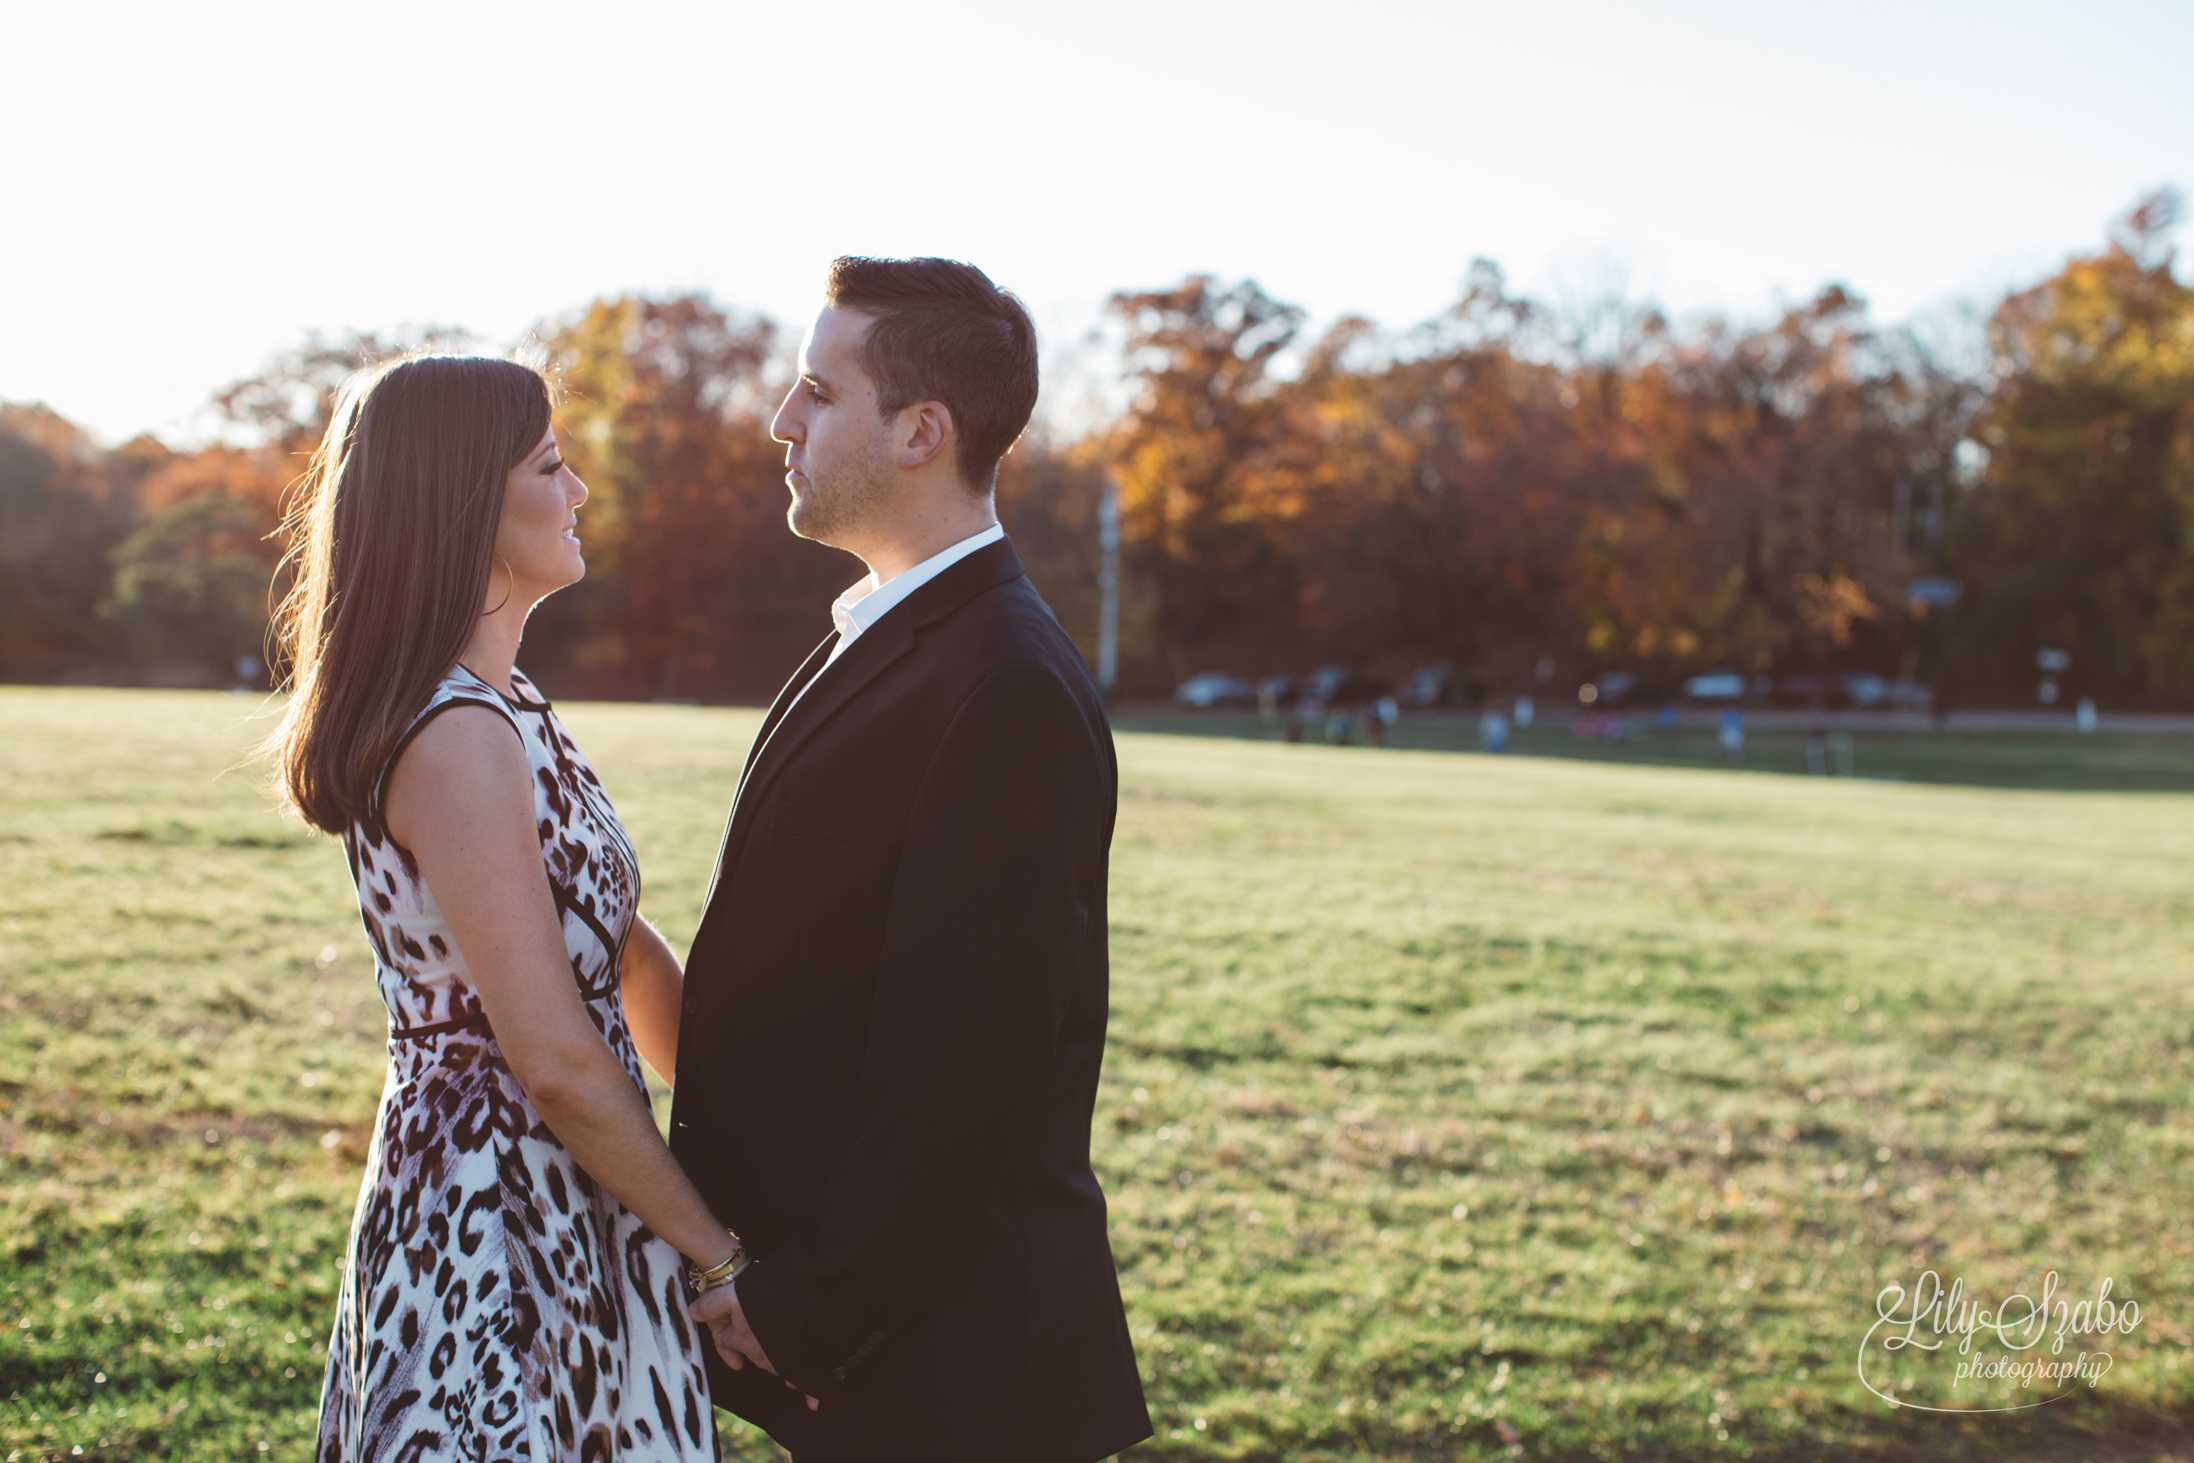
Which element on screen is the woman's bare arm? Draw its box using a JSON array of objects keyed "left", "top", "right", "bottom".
[
  {"left": 384, "top": 707, "right": 731, "bottom": 1270},
  {"left": 620, "top": 914, "right": 683, "bottom": 1084}
]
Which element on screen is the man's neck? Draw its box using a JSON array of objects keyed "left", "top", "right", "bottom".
[{"left": 853, "top": 501, "right": 999, "bottom": 585}]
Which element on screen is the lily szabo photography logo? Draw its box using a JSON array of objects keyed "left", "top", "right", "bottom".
[{"left": 1858, "top": 1270, "right": 2144, "bottom": 1413}]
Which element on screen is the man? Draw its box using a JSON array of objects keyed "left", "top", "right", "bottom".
[{"left": 669, "top": 257, "right": 1151, "bottom": 1462}]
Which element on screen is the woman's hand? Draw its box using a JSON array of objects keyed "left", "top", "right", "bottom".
[{"left": 690, "top": 1283, "right": 821, "bottom": 1412}]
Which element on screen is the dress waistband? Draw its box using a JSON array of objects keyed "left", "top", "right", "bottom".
[
  {"left": 387, "top": 1010, "right": 491, "bottom": 1042},
  {"left": 385, "top": 981, "right": 616, "bottom": 1043}
]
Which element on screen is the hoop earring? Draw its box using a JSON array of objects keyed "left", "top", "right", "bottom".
[{"left": 483, "top": 554, "right": 514, "bottom": 616}]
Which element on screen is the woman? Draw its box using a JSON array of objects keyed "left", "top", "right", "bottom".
[{"left": 265, "top": 355, "right": 749, "bottom": 1461}]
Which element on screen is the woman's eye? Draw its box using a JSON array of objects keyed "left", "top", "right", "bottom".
[{"left": 542, "top": 458, "right": 565, "bottom": 475}]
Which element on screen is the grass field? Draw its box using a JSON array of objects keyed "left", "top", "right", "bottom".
[{"left": 5, "top": 687, "right": 2194, "bottom": 1461}]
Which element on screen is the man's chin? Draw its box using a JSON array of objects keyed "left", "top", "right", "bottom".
[{"left": 785, "top": 499, "right": 839, "bottom": 547}]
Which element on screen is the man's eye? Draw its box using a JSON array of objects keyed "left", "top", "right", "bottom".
[{"left": 807, "top": 386, "right": 827, "bottom": 403}]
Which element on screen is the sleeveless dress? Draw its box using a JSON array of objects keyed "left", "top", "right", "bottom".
[{"left": 315, "top": 664, "right": 717, "bottom": 1463}]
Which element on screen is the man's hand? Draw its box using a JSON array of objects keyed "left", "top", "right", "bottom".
[{"left": 689, "top": 1283, "right": 821, "bottom": 1412}]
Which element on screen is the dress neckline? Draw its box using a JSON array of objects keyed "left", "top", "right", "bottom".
[{"left": 454, "top": 661, "right": 552, "bottom": 713}]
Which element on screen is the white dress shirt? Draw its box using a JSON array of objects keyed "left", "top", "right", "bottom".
[
  {"left": 823, "top": 521, "right": 1005, "bottom": 668},
  {"left": 781, "top": 522, "right": 1006, "bottom": 720}
]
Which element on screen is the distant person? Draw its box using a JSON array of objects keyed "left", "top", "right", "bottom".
[
  {"left": 1480, "top": 710, "right": 1511, "bottom": 753},
  {"left": 670, "top": 258, "right": 1151, "bottom": 1461},
  {"left": 1719, "top": 707, "right": 1745, "bottom": 766},
  {"left": 263, "top": 356, "right": 727, "bottom": 1459},
  {"left": 1366, "top": 694, "right": 1398, "bottom": 745}
]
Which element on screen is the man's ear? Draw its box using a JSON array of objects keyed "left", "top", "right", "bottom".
[{"left": 896, "top": 401, "right": 955, "bottom": 472}]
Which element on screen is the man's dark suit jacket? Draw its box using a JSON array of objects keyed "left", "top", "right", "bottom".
[{"left": 667, "top": 538, "right": 1151, "bottom": 1463}]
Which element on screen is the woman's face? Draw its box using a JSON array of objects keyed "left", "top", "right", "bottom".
[{"left": 492, "top": 426, "right": 588, "bottom": 608}]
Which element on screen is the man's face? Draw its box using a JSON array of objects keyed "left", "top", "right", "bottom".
[{"left": 771, "top": 306, "right": 896, "bottom": 549}]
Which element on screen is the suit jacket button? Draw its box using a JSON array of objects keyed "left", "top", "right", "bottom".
[
  {"left": 835, "top": 1367, "right": 848, "bottom": 1380},
  {"left": 869, "top": 1331, "right": 884, "bottom": 1344}
]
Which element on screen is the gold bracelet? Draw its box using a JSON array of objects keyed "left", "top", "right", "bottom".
[{"left": 687, "top": 1235, "right": 751, "bottom": 1296}]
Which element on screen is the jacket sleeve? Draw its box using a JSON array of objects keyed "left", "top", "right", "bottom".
[{"left": 730, "top": 661, "right": 1106, "bottom": 1392}]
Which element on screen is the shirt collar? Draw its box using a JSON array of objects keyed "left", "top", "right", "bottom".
[{"left": 830, "top": 522, "right": 1005, "bottom": 645}]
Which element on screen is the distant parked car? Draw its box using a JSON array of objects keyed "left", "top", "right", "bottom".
[
  {"left": 1841, "top": 674, "right": 1891, "bottom": 708},
  {"left": 1295, "top": 665, "right": 1385, "bottom": 713},
  {"left": 1298, "top": 665, "right": 1350, "bottom": 709},
  {"left": 1257, "top": 675, "right": 1298, "bottom": 709},
  {"left": 1175, "top": 673, "right": 1256, "bottom": 710},
  {"left": 1885, "top": 680, "right": 1934, "bottom": 712},
  {"left": 1683, "top": 672, "right": 1747, "bottom": 702},
  {"left": 1397, "top": 664, "right": 1456, "bottom": 709}
]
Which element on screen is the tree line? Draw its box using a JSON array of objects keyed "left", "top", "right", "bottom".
[{"left": 3, "top": 193, "right": 2188, "bottom": 708}]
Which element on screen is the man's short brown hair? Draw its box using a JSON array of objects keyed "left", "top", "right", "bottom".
[{"left": 826, "top": 256, "right": 1038, "bottom": 492}]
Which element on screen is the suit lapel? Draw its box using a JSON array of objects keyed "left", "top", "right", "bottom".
[
  {"left": 732, "top": 633, "right": 838, "bottom": 815},
  {"left": 693, "top": 538, "right": 1028, "bottom": 958},
  {"left": 726, "top": 539, "right": 1026, "bottom": 851},
  {"left": 690, "top": 631, "right": 837, "bottom": 918},
  {"left": 684, "top": 543, "right": 1026, "bottom": 1000}
]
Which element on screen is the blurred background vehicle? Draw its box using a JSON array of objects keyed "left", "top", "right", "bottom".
[
  {"left": 1295, "top": 665, "right": 1386, "bottom": 715},
  {"left": 1682, "top": 672, "right": 1747, "bottom": 702},
  {"left": 1842, "top": 673, "right": 1891, "bottom": 708},
  {"left": 1175, "top": 672, "right": 1257, "bottom": 710},
  {"left": 1397, "top": 664, "right": 1456, "bottom": 709}
]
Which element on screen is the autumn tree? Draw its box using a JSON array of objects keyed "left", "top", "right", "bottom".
[
  {"left": 1278, "top": 266, "right": 1584, "bottom": 681},
  {"left": 0, "top": 407, "right": 147, "bottom": 676},
  {"left": 537, "top": 294, "right": 847, "bottom": 699},
  {"left": 1588, "top": 285, "right": 1918, "bottom": 676},
  {"left": 1951, "top": 189, "right": 2194, "bottom": 701},
  {"left": 105, "top": 490, "right": 275, "bottom": 673},
  {"left": 994, "top": 428, "right": 1108, "bottom": 666},
  {"left": 212, "top": 327, "right": 478, "bottom": 458},
  {"left": 5, "top": 207, "right": 2185, "bottom": 708},
  {"left": 1105, "top": 278, "right": 1308, "bottom": 679}
]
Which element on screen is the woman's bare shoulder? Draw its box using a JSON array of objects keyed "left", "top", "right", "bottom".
[{"left": 384, "top": 703, "right": 531, "bottom": 850}]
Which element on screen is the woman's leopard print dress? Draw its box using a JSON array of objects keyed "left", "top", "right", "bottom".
[{"left": 315, "top": 665, "right": 717, "bottom": 1463}]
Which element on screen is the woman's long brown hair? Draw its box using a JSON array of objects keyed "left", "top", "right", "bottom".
[{"left": 264, "top": 355, "right": 552, "bottom": 834}]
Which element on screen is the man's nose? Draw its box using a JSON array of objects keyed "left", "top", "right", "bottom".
[{"left": 770, "top": 394, "right": 802, "bottom": 445}]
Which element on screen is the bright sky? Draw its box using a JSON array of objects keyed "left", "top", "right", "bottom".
[{"left": 6, "top": 0, "right": 2188, "bottom": 445}]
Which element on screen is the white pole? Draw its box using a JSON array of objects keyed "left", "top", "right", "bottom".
[{"left": 1098, "top": 478, "right": 1120, "bottom": 701}]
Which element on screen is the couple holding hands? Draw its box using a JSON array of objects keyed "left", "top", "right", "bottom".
[{"left": 271, "top": 258, "right": 1151, "bottom": 1461}]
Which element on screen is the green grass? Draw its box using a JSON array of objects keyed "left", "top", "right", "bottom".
[{"left": 5, "top": 687, "right": 2194, "bottom": 1460}]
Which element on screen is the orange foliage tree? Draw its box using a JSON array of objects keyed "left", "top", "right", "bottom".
[{"left": 1951, "top": 189, "right": 2194, "bottom": 700}]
